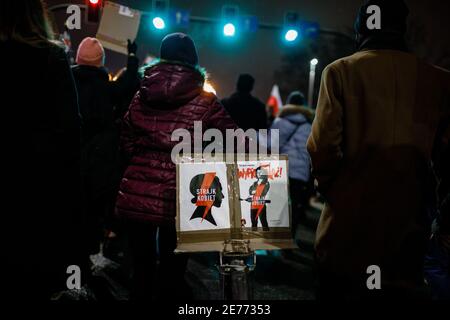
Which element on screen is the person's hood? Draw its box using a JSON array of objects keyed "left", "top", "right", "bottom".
[
  {"left": 139, "top": 61, "right": 205, "bottom": 110},
  {"left": 279, "top": 104, "right": 315, "bottom": 123},
  {"left": 71, "top": 64, "right": 109, "bottom": 81}
]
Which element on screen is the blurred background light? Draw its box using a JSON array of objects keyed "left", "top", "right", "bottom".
[
  {"left": 152, "top": 17, "right": 166, "bottom": 30},
  {"left": 285, "top": 29, "right": 298, "bottom": 42},
  {"left": 223, "top": 23, "right": 236, "bottom": 37}
]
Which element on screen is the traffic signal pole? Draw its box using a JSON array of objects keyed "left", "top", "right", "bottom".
[{"left": 49, "top": 4, "right": 354, "bottom": 43}]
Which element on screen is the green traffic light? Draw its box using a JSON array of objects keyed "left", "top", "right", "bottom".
[
  {"left": 153, "top": 17, "right": 166, "bottom": 30},
  {"left": 223, "top": 23, "right": 236, "bottom": 37},
  {"left": 285, "top": 29, "right": 298, "bottom": 42}
]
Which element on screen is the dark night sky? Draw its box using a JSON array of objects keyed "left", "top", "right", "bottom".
[{"left": 47, "top": 0, "right": 450, "bottom": 101}]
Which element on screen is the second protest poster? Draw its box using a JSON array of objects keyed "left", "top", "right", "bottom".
[{"left": 237, "top": 160, "right": 290, "bottom": 231}]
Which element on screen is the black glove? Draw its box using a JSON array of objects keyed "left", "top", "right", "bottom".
[{"left": 127, "top": 39, "right": 137, "bottom": 55}]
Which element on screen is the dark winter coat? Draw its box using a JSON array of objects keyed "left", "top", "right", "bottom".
[
  {"left": 0, "top": 40, "right": 85, "bottom": 296},
  {"left": 73, "top": 65, "right": 118, "bottom": 200},
  {"left": 222, "top": 92, "right": 268, "bottom": 130},
  {"left": 115, "top": 62, "right": 237, "bottom": 225},
  {"left": 270, "top": 104, "right": 313, "bottom": 182},
  {"left": 72, "top": 55, "right": 139, "bottom": 199}
]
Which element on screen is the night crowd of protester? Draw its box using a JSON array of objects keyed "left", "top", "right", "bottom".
[{"left": 1, "top": 0, "right": 448, "bottom": 300}]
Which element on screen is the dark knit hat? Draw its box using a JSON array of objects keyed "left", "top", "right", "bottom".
[
  {"left": 354, "top": 0, "right": 409, "bottom": 36},
  {"left": 287, "top": 91, "right": 306, "bottom": 106},
  {"left": 237, "top": 74, "right": 255, "bottom": 93},
  {"left": 160, "top": 33, "right": 199, "bottom": 66}
]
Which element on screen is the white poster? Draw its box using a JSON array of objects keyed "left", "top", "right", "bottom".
[
  {"left": 179, "top": 162, "right": 230, "bottom": 232},
  {"left": 237, "top": 160, "right": 290, "bottom": 230},
  {"left": 96, "top": 2, "right": 141, "bottom": 55}
]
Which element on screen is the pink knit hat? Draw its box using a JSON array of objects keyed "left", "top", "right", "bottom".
[{"left": 76, "top": 37, "right": 105, "bottom": 67}]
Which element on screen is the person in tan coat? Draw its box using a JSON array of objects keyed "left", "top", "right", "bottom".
[{"left": 307, "top": 0, "right": 450, "bottom": 299}]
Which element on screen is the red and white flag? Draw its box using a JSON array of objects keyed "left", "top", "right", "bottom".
[{"left": 266, "top": 85, "right": 283, "bottom": 117}]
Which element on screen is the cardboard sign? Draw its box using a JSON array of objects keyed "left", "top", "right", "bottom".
[
  {"left": 176, "top": 155, "right": 294, "bottom": 252},
  {"left": 96, "top": 1, "right": 141, "bottom": 55}
]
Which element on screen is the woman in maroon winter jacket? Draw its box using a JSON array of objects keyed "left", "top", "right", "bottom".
[{"left": 116, "top": 33, "right": 236, "bottom": 300}]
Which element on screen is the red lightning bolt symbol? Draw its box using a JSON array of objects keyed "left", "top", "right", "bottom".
[
  {"left": 196, "top": 172, "right": 216, "bottom": 222},
  {"left": 252, "top": 183, "right": 266, "bottom": 219}
]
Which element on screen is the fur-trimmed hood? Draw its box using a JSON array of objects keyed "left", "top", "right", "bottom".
[
  {"left": 278, "top": 104, "right": 315, "bottom": 123},
  {"left": 270, "top": 104, "right": 313, "bottom": 182}
]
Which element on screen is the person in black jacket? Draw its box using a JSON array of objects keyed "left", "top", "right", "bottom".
[
  {"left": 72, "top": 37, "right": 140, "bottom": 254},
  {"left": 0, "top": 0, "right": 86, "bottom": 299},
  {"left": 222, "top": 74, "right": 268, "bottom": 131}
]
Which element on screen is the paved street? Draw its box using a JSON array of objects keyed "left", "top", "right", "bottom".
[{"left": 88, "top": 205, "right": 322, "bottom": 301}]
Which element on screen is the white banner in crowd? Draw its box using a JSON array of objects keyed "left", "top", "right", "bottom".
[{"left": 96, "top": 1, "right": 141, "bottom": 54}]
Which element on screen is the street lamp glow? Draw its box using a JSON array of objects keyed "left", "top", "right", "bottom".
[
  {"left": 203, "top": 80, "right": 217, "bottom": 95},
  {"left": 308, "top": 58, "right": 319, "bottom": 108},
  {"left": 285, "top": 29, "right": 298, "bottom": 42},
  {"left": 152, "top": 17, "right": 166, "bottom": 30},
  {"left": 223, "top": 23, "right": 236, "bottom": 37}
]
